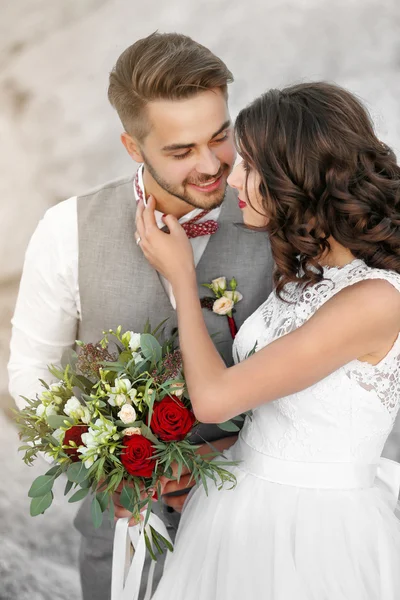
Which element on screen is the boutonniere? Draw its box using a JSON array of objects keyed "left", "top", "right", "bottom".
[{"left": 200, "top": 276, "right": 243, "bottom": 339}]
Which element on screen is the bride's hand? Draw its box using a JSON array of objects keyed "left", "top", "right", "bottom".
[{"left": 135, "top": 196, "right": 196, "bottom": 286}]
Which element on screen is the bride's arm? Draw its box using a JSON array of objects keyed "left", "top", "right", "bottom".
[
  {"left": 173, "top": 276, "right": 400, "bottom": 423},
  {"left": 136, "top": 197, "right": 400, "bottom": 424}
]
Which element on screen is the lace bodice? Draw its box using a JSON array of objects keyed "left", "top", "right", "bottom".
[{"left": 233, "top": 259, "right": 400, "bottom": 464}]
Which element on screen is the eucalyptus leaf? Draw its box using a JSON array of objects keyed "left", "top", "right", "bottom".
[
  {"left": 109, "top": 498, "right": 115, "bottom": 523},
  {"left": 68, "top": 487, "right": 90, "bottom": 503},
  {"left": 119, "top": 351, "right": 133, "bottom": 366},
  {"left": 46, "top": 415, "right": 74, "bottom": 430},
  {"left": 64, "top": 479, "right": 73, "bottom": 496},
  {"left": 45, "top": 465, "right": 62, "bottom": 478},
  {"left": 140, "top": 334, "right": 162, "bottom": 364},
  {"left": 30, "top": 491, "right": 53, "bottom": 516},
  {"left": 91, "top": 497, "right": 103, "bottom": 529},
  {"left": 80, "top": 478, "right": 92, "bottom": 489},
  {"left": 67, "top": 461, "right": 90, "bottom": 484},
  {"left": 96, "top": 491, "right": 109, "bottom": 512},
  {"left": 120, "top": 485, "right": 136, "bottom": 513},
  {"left": 217, "top": 420, "right": 241, "bottom": 433},
  {"left": 28, "top": 475, "right": 55, "bottom": 498}
]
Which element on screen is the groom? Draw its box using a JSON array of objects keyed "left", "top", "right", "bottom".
[{"left": 8, "top": 32, "right": 274, "bottom": 599}]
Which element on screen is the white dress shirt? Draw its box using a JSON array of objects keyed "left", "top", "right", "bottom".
[{"left": 8, "top": 170, "right": 220, "bottom": 409}]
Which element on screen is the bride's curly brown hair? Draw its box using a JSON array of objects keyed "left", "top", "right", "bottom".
[{"left": 235, "top": 82, "right": 400, "bottom": 298}]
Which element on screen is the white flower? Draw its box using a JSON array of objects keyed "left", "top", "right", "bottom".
[
  {"left": 118, "top": 404, "right": 137, "bottom": 424},
  {"left": 36, "top": 403, "right": 46, "bottom": 418},
  {"left": 211, "top": 277, "right": 227, "bottom": 294},
  {"left": 170, "top": 382, "right": 185, "bottom": 397},
  {"left": 132, "top": 352, "right": 143, "bottom": 365},
  {"left": 64, "top": 396, "right": 91, "bottom": 424},
  {"left": 128, "top": 332, "right": 141, "bottom": 352},
  {"left": 78, "top": 418, "right": 117, "bottom": 469},
  {"left": 108, "top": 378, "right": 137, "bottom": 407},
  {"left": 223, "top": 290, "right": 243, "bottom": 304},
  {"left": 52, "top": 428, "right": 65, "bottom": 444},
  {"left": 124, "top": 427, "right": 142, "bottom": 436},
  {"left": 50, "top": 382, "right": 64, "bottom": 394},
  {"left": 36, "top": 402, "right": 58, "bottom": 419},
  {"left": 77, "top": 446, "right": 97, "bottom": 469},
  {"left": 213, "top": 297, "right": 234, "bottom": 316}
]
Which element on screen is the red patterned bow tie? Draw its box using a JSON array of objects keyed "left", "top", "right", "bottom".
[{"left": 134, "top": 171, "right": 219, "bottom": 239}]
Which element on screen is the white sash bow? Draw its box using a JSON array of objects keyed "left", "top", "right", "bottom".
[{"left": 111, "top": 512, "right": 173, "bottom": 600}]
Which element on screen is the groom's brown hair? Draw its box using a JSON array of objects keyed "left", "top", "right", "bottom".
[{"left": 108, "top": 32, "right": 233, "bottom": 142}]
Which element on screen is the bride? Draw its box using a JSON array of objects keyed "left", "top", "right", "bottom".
[{"left": 135, "top": 81, "right": 400, "bottom": 599}]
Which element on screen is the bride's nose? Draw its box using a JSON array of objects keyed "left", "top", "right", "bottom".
[{"left": 227, "top": 162, "right": 244, "bottom": 191}]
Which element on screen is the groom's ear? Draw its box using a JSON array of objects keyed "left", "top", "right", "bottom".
[{"left": 121, "top": 132, "right": 144, "bottom": 163}]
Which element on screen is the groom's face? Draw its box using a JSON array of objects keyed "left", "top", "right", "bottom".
[{"left": 137, "top": 89, "right": 236, "bottom": 209}]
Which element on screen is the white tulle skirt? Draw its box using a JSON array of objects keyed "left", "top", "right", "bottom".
[{"left": 152, "top": 439, "right": 400, "bottom": 600}]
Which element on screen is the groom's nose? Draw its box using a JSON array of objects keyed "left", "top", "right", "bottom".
[{"left": 195, "top": 149, "right": 220, "bottom": 176}]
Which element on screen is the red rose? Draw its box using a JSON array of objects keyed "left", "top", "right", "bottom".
[
  {"left": 63, "top": 425, "right": 89, "bottom": 462},
  {"left": 150, "top": 395, "right": 196, "bottom": 442},
  {"left": 120, "top": 435, "right": 156, "bottom": 478}
]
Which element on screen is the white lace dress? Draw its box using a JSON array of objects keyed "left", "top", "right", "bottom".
[{"left": 152, "top": 259, "right": 400, "bottom": 600}]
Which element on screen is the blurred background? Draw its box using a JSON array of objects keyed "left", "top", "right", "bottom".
[{"left": 1, "top": 0, "right": 400, "bottom": 598}]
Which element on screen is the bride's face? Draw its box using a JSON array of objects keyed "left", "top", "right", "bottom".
[{"left": 227, "top": 160, "right": 269, "bottom": 228}]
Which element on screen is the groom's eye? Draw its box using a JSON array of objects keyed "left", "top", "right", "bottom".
[
  {"left": 173, "top": 150, "right": 192, "bottom": 160},
  {"left": 213, "top": 132, "right": 229, "bottom": 144}
]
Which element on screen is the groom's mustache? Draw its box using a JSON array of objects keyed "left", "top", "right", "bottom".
[{"left": 184, "top": 164, "right": 229, "bottom": 187}]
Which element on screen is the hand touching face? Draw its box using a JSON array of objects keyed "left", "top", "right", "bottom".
[{"left": 135, "top": 196, "right": 196, "bottom": 285}]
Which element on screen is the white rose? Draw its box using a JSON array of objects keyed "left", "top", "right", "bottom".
[
  {"left": 213, "top": 297, "right": 234, "bottom": 316},
  {"left": 124, "top": 427, "right": 142, "bottom": 436},
  {"left": 211, "top": 277, "right": 227, "bottom": 294},
  {"left": 223, "top": 290, "right": 243, "bottom": 304},
  {"left": 128, "top": 333, "right": 141, "bottom": 352},
  {"left": 118, "top": 404, "right": 137, "bottom": 424}
]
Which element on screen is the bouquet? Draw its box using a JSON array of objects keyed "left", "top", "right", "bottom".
[{"left": 15, "top": 321, "right": 237, "bottom": 559}]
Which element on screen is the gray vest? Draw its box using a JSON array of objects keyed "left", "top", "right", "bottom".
[
  {"left": 77, "top": 173, "right": 274, "bottom": 443},
  {"left": 74, "top": 173, "right": 274, "bottom": 541}
]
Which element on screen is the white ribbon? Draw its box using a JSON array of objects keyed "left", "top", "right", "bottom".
[{"left": 111, "top": 512, "right": 173, "bottom": 600}]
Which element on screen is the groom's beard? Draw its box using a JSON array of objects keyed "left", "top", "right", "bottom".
[{"left": 142, "top": 153, "right": 230, "bottom": 210}]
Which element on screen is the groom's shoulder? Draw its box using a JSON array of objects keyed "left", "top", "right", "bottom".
[{"left": 78, "top": 173, "right": 135, "bottom": 202}]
